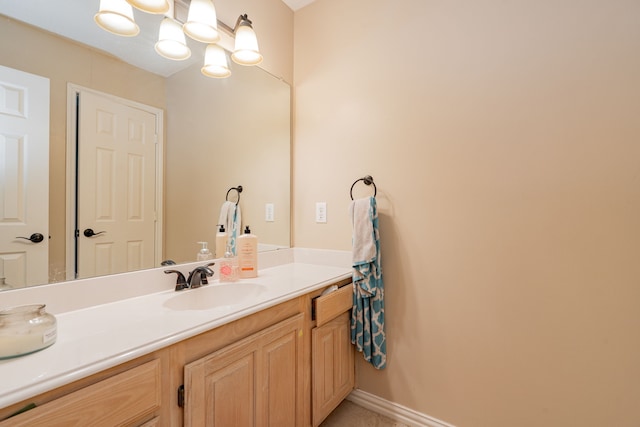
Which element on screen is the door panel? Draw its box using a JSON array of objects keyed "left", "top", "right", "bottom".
[
  {"left": 77, "top": 90, "right": 157, "bottom": 279},
  {"left": 184, "top": 314, "right": 304, "bottom": 427},
  {"left": 312, "top": 312, "right": 355, "bottom": 426},
  {"left": 262, "top": 329, "right": 299, "bottom": 426},
  {"left": 0, "top": 65, "right": 49, "bottom": 288}
]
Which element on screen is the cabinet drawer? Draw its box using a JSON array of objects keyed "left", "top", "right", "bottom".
[
  {"left": 2, "top": 360, "right": 161, "bottom": 427},
  {"left": 314, "top": 283, "right": 353, "bottom": 327}
]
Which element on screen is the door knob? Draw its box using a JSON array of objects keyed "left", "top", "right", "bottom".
[
  {"left": 16, "top": 233, "right": 45, "bottom": 243},
  {"left": 83, "top": 228, "right": 106, "bottom": 238}
]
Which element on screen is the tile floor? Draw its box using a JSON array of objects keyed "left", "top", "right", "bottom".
[{"left": 319, "top": 400, "right": 410, "bottom": 427}]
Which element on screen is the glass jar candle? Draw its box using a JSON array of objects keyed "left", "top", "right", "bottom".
[{"left": 0, "top": 304, "right": 57, "bottom": 359}]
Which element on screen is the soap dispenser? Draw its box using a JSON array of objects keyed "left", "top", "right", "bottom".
[
  {"left": 215, "top": 224, "right": 227, "bottom": 259},
  {"left": 237, "top": 226, "right": 258, "bottom": 278},
  {"left": 219, "top": 243, "right": 239, "bottom": 282},
  {"left": 196, "top": 242, "right": 213, "bottom": 261}
]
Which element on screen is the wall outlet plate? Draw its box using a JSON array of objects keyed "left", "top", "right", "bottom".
[
  {"left": 265, "top": 203, "right": 274, "bottom": 222},
  {"left": 315, "top": 202, "right": 327, "bottom": 223}
]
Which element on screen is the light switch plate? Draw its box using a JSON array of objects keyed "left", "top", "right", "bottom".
[
  {"left": 265, "top": 203, "right": 274, "bottom": 222},
  {"left": 315, "top": 202, "right": 327, "bottom": 223}
]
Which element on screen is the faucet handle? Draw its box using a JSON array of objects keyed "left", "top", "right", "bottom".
[
  {"left": 198, "top": 264, "right": 215, "bottom": 285},
  {"left": 165, "top": 270, "right": 188, "bottom": 291},
  {"left": 188, "top": 264, "right": 215, "bottom": 288}
]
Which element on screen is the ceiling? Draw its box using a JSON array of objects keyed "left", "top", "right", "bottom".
[
  {"left": 0, "top": 0, "right": 315, "bottom": 77},
  {"left": 281, "top": 0, "right": 316, "bottom": 11}
]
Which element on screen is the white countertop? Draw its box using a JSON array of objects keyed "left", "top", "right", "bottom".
[{"left": 0, "top": 249, "right": 352, "bottom": 409}]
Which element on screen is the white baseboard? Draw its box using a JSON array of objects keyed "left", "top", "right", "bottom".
[{"left": 347, "top": 389, "right": 456, "bottom": 427}]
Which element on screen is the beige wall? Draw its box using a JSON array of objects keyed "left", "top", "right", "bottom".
[
  {"left": 0, "top": 16, "right": 166, "bottom": 280},
  {"left": 164, "top": 62, "right": 291, "bottom": 262},
  {"left": 293, "top": 0, "right": 640, "bottom": 426},
  {"left": 164, "top": 0, "right": 293, "bottom": 262}
]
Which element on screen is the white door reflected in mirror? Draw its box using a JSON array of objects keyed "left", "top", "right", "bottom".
[
  {"left": 0, "top": 65, "right": 49, "bottom": 289},
  {"left": 73, "top": 88, "right": 162, "bottom": 280}
]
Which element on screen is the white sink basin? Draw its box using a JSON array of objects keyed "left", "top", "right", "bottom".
[{"left": 163, "top": 282, "right": 266, "bottom": 311}]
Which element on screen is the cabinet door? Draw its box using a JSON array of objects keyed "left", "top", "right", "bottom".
[
  {"left": 260, "top": 327, "right": 302, "bottom": 426},
  {"left": 312, "top": 311, "right": 355, "bottom": 427},
  {"left": 184, "top": 313, "right": 304, "bottom": 427},
  {"left": 0, "top": 360, "right": 161, "bottom": 427}
]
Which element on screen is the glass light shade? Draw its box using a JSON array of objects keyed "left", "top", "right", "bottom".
[
  {"left": 183, "top": 0, "right": 220, "bottom": 43},
  {"left": 155, "top": 17, "right": 191, "bottom": 61},
  {"left": 201, "top": 44, "right": 231, "bottom": 78},
  {"left": 126, "top": 0, "right": 169, "bottom": 14},
  {"left": 231, "top": 24, "right": 262, "bottom": 66},
  {"left": 94, "top": 0, "right": 140, "bottom": 37}
]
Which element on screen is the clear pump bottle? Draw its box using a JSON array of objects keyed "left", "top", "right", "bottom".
[
  {"left": 219, "top": 243, "right": 239, "bottom": 282},
  {"left": 196, "top": 241, "right": 213, "bottom": 261}
]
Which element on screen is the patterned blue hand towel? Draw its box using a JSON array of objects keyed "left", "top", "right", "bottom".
[
  {"left": 349, "top": 196, "right": 386, "bottom": 369},
  {"left": 218, "top": 201, "right": 241, "bottom": 255}
]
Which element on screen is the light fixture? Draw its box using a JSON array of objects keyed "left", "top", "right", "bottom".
[
  {"left": 94, "top": 0, "right": 140, "bottom": 37},
  {"left": 126, "top": 0, "right": 170, "bottom": 14},
  {"left": 201, "top": 44, "right": 231, "bottom": 78},
  {"left": 94, "top": 0, "right": 263, "bottom": 79},
  {"left": 231, "top": 14, "right": 262, "bottom": 66},
  {"left": 183, "top": 0, "right": 220, "bottom": 43},
  {"left": 155, "top": 17, "right": 191, "bottom": 61}
]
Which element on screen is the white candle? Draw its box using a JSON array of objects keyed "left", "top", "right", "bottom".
[{"left": 0, "top": 328, "right": 57, "bottom": 358}]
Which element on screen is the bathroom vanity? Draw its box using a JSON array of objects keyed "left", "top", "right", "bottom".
[{"left": 0, "top": 249, "right": 355, "bottom": 426}]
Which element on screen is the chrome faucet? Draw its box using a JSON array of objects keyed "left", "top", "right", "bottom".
[{"left": 165, "top": 263, "right": 215, "bottom": 291}]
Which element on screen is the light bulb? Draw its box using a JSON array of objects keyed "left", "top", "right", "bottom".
[
  {"left": 202, "top": 44, "right": 231, "bottom": 78},
  {"left": 155, "top": 17, "right": 191, "bottom": 61},
  {"left": 94, "top": 0, "right": 140, "bottom": 37},
  {"left": 126, "top": 0, "right": 170, "bottom": 14},
  {"left": 183, "top": 0, "right": 220, "bottom": 43},
  {"left": 232, "top": 19, "right": 262, "bottom": 66}
]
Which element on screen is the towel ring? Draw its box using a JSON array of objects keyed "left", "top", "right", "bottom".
[
  {"left": 350, "top": 175, "right": 377, "bottom": 200},
  {"left": 226, "top": 185, "right": 243, "bottom": 205}
]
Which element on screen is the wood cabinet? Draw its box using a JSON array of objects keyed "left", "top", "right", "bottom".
[
  {"left": 183, "top": 313, "right": 305, "bottom": 427},
  {"left": 0, "top": 360, "right": 161, "bottom": 427},
  {"left": 311, "top": 283, "right": 355, "bottom": 426},
  {"left": 0, "top": 279, "right": 354, "bottom": 427}
]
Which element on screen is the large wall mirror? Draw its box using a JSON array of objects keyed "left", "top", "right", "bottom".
[{"left": 0, "top": 1, "right": 291, "bottom": 292}]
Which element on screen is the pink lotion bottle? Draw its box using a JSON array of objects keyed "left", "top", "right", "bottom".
[
  {"left": 237, "top": 226, "right": 258, "bottom": 278},
  {"left": 219, "top": 243, "right": 239, "bottom": 282}
]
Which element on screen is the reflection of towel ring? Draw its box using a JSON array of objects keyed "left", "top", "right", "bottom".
[
  {"left": 226, "top": 185, "right": 243, "bottom": 205},
  {"left": 350, "top": 175, "right": 377, "bottom": 200}
]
